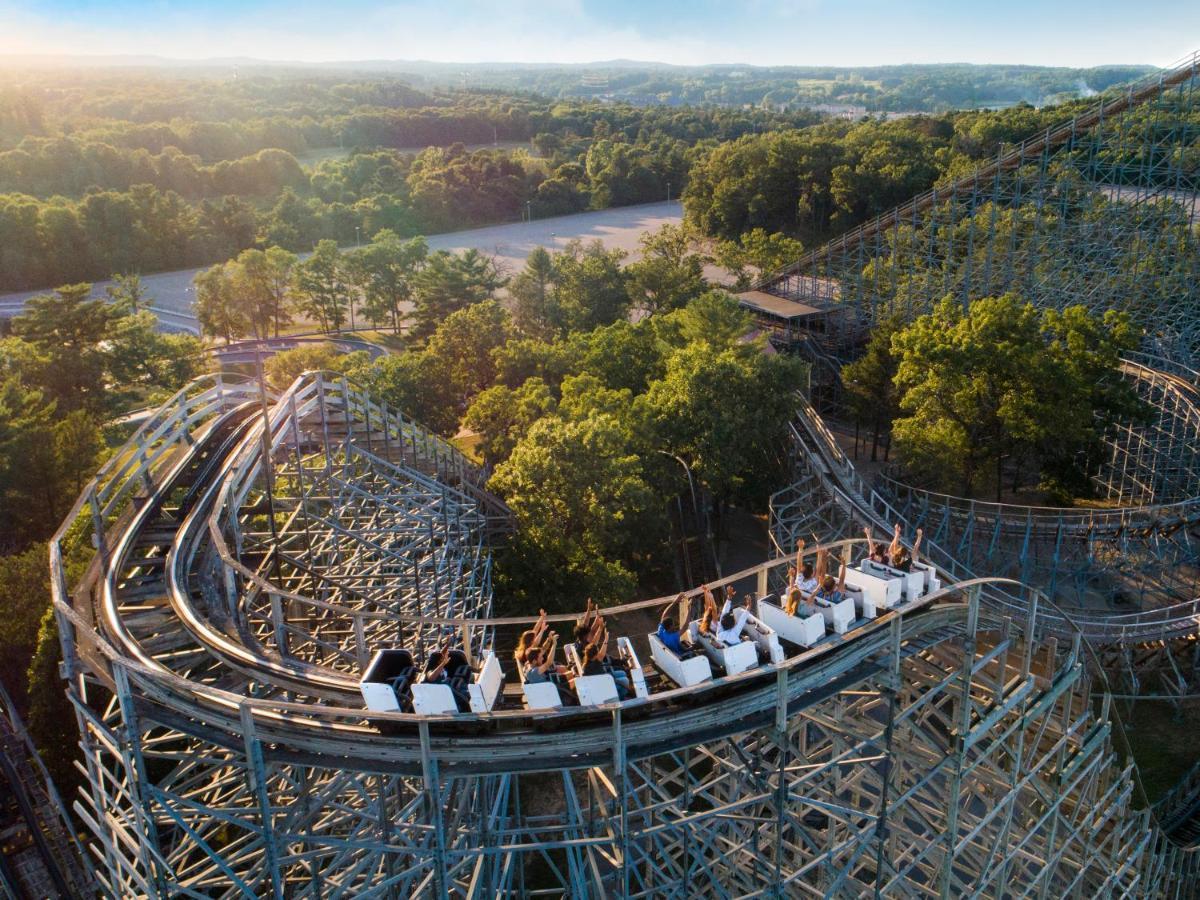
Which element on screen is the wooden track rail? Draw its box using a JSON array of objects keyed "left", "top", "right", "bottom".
[{"left": 43, "top": 371, "right": 1200, "bottom": 897}]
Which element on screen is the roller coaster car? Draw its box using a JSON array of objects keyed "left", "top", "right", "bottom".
[
  {"left": 360, "top": 649, "right": 416, "bottom": 713},
  {"left": 410, "top": 651, "right": 505, "bottom": 716},
  {"left": 756, "top": 594, "right": 826, "bottom": 648},
  {"left": 913, "top": 561, "right": 941, "bottom": 594},
  {"left": 686, "top": 623, "right": 759, "bottom": 677},
  {"left": 744, "top": 614, "right": 785, "bottom": 664},
  {"left": 647, "top": 633, "right": 713, "bottom": 688},
  {"left": 616, "top": 637, "right": 650, "bottom": 699},
  {"left": 562, "top": 643, "right": 621, "bottom": 706},
  {"left": 859, "top": 559, "right": 924, "bottom": 602},
  {"left": 518, "top": 657, "right": 567, "bottom": 711},
  {"left": 844, "top": 566, "right": 896, "bottom": 614}
]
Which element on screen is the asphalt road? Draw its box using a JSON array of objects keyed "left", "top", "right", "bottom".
[{"left": 0, "top": 200, "right": 686, "bottom": 333}]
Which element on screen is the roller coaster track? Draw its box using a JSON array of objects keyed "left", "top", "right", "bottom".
[
  {"left": 40, "top": 370, "right": 1200, "bottom": 897},
  {"left": 755, "top": 49, "right": 1200, "bottom": 291},
  {"left": 771, "top": 389, "right": 1200, "bottom": 646}
]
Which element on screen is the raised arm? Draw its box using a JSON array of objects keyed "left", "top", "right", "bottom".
[
  {"left": 584, "top": 615, "right": 604, "bottom": 651},
  {"left": 532, "top": 609, "right": 548, "bottom": 644},
  {"left": 814, "top": 547, "right": 829, "bottom": 584},
  {"left": 837, "top": 560, "right": 847, "bottom": 593},
  {"left": 428, "top": 641, "right": 453, "bottom": 680},
  {"left": 593, "top": 619, "right": 609, "bottom": 654},
  {"left": 913, "top": 528, "right": 924, "bottom": 565},
  {"left": 676, "top": 593, "right": 690, "bottom": 630},
  {"left": 541, "top": 634, "right": 559, "bottom": 672},
  {"left": 795, "top": 537, "right": 806, "bottom": 574},
  {"left": 862, "top": 526, "right": 877, "bottom": 558},
  {"left": 888, "top": 523, "right": 903, "bottom": 561}
]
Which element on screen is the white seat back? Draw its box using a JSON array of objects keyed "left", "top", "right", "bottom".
[
  {"left": 410, "top": 683, "right": 458, "bottom": 715},
  {"left": 818, "top": 595, "right": 857, "bottom": 634},
  {"left": 757, "top": 596, "right": 825, "bottom": 647},
  {"left": 860, "top": 559, "right": 923, "bottom": 601},
  {"left": 616, "top": 637, "right": 649, "bottom": 699},
  {"left": 847, "top": 567, "right": 900, "bottom": 609},
  {"left": 564, "top": 642, "right": 584, "bottom": 675},
  {"left": 913, "top": 561, "right": 941, "bottom": 594},
  {"left": 746, "top": 618, "right": 785, "bottom": 664},
  {"left": 648, "top": 634, "right": 713, "bottom": 687},
  {"left": 360, "top": 680, "right": 402, "bottom": 712},
  {"left": 722, "top": 639, "right": 759, "bottom": 676},
  {"left": 697, "top": 633, "right": 758, "bottom": 676},
  {"left": 574, "top": 674, "right": 619, "bottom": 706},
  {"left": 844, "top": 583, "right": 877, "bottom": 620},
  {"left": 521, "top": 680, "right": 562, "bottom": 710},
  {"left": 359, "top": 649, "right": 413, "bottom": 712},
  {"left": 467, "top": 651, "right": 504, "bottom": 713}
]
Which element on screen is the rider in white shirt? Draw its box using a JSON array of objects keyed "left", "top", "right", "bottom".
[
  {"left": 716, "top": 594, "right": 761, "bottom": 646},
  {"left": 794, "top": 537, "right": 819, "bottom": 594}
]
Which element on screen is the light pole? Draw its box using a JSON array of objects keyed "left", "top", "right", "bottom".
[
  {"left": 526, "top": 200, "right": 532, "bottom": 223},
  {"left": 667, "top": 181, "right": 671, "bottom": 204},
  {"left": 656, "top": 450, "right": 718, "bottom": 578}
]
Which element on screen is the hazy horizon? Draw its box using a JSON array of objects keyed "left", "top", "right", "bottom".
[
  {"left": 1, "top": 1, "right": 1196, "bottom": 69},
  {"left": 0, "top": 52, "right": 1169, "bottom": 72}
]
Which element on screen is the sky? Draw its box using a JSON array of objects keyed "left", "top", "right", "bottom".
[{"left": 1, "top": 0, "right": 1198, "bottom": 68}]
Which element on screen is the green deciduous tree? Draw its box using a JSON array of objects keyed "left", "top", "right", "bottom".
[
  {"left": 492, "top": 338, "right": 577, "bottom": 391},
  {"left": 349, "top": 231, "right": 427, "bottom": 334},
  {"left": 193, "top": 262, "right": 247, "bottom": 343},
  {"left": 892, "top": 295, "right": 1049, "bottom": 499},
  {"left": 841, "top": 312, "right": 904, "bottom": 462},
  {"left": 638, "top": 342, "right": 806, "bottom": 506},
  {"left": 426, "top": 300, "right": 514, "bottom": 407},
  {"left": 1037, "top": 305, "right": 1144, "bottom": 496},
  {"left": 571, "top": 320, "right": 664, "bottom": 395},
  {"left": 230, "top": 247, "right": 297, "bottom": 339},
  {"left": 490, "top": 413, "right": 663, "bottom": 610},
  {"left": 264, "top": 343, "right": 365, "bottom": 391},
  {"left": 546, "top": 239, "right": 629, "bottom": 334},
  {"left": 463, "top": 378, "right": 557, "bottom": 468},
  {"left": 346, "top": 351, "right": 459, "bottom": 437},
  {"left": 625, "top": 224, "right": 706, "bottom": 316},
  {"left": 713, "top": 228, "right": 805, "bottom": 290},
  {"left": 889, "top": 294, "right": 1142, "bottom": 501},
  {"left": 294, "top": 239, "right": 352, "bottom": 333}
]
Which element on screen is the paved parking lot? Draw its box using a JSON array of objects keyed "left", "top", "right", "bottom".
[{"left": 0, "top": 200, "right": 686, "bottom": 333}]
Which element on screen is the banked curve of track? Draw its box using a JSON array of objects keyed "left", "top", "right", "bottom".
[
  {"left": 779, "top": 365, "right": 1200, "bottom": 645},
  {"left": 79, "top": 374, "right": 1022, "bottom": 776}
]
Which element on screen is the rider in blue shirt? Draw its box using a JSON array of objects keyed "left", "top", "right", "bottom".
[{"left": 656, "top": 593, "right": 690, "bottom": 654}]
